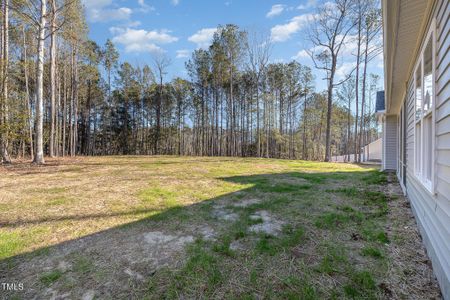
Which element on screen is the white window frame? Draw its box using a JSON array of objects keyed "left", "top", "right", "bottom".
[{"left": 413, "top": 19, "right": 436, "bottom": 194}]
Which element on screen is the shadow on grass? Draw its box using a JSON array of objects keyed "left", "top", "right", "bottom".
[{"left": 0, "top": 168, "right": 382, "bottom": 298}]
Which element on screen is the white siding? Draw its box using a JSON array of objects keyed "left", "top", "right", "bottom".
[
  {"left": 385, "top": 115, "right": 398, "bottom": 170},
  {"left": 404, "top": 1, "right": 450, "bottom": 298}
]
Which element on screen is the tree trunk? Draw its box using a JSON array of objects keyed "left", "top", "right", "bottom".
[
  {"left": 359, "top": 33, "right": 370, "bottom": 160},
  {"left": 72, "top": 47, "right": 79, "bottom": 156},
  {"left": 354, "top": 8, "right": 362, "bottom": 163},
  {"left": 0, "top": 0, "right": 11, "bottom": 163},
  {"left": 33, "top": 0, "right": 46, "bottom": 164},
  {"left": 302, "top": 93, "right": 307, "bottom": 160},
  {"left": 324, "top": 56, "right": 336, "bottom": 162},
  {"left": 49, "top": 0, "right": 57, "bottom": 157},
  {"left": 22, "top": 25, "right": 33, "bottom": 160}
]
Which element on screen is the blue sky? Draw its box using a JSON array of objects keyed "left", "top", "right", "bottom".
[{"left": 82, "top": 0, "right": 384, "bottom": 92}]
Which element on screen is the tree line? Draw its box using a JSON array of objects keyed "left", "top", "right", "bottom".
[{"left": 0, "top": 0, "right": 381, "bottom": 164}]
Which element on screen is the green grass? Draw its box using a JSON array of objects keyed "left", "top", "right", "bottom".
[
  {"left": 73, "top": 256, "right": 94, "bottom": 274},
  {"left": 0, "top": 232, "right": 25, "bottom": 260},
  {"left": 316, "top": 244, "right": 348, "bottom": 275},
  {"left": 1, "top": 156, "right": 394, "bottom": 299},
  {"left": 344, "top": 270, "right": 377, "bottom": 298},
  {"left": 361, "top": 246, "right": 384, "bottom": 258},
  {"left": 46, "top": 197, "right": 71, "bottom": 206},
  {"left": 40, "top": 270, "right": 63, "bottom": 286},
  {"left": 362, "top": 171, "right": 388, "bottom": 185},
  {"left": 328, "top": 187, "right": 359, "bottom": 197}
]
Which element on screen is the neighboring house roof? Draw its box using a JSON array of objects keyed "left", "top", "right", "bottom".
[{"left": 376, "top": 91, "right": 385, "bottom": 112}]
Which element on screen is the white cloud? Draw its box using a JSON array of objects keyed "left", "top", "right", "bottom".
[
  {"left": 270, "top": 14, "right": 314, "bottom": 42},
  {"left": 111, "top": 27, "right": 178, "bottom": 54},
  {"left": 176, "top": 49, "right": 191, "bottom": 58},
  {"left": 375, "top": 52, "right": 384, "bottom": 69},
  {"left": 297, "top": 0, "right": 317, "bottom": 10},
  {"left": 336, "top": 61, "right": 356, "bottom": 78},
  {"left": 338, "top": 34, "right": 359, "bottom": 56},
  {"left": 323, "top": 1, "right": 337, "bottom": 11},
  {"left": 127, "top": 20, "right": 142, "bottom": 27},
  {"left": 82, "top": 0, "right": 111, "bottom": 9},
  {"left": 138, "top": 0, "right": 155, "bottom": 13},
  {"left": 271, "top": 58, "right": 285, "bottom": 63},
  {"left": 292, "top": 45, "right": 325, "bottom": 61},
  {"left": 171, "top": 0, "right": 180, "bottom": 6},
  {"left": 188, "top": 28, "right": 217, "bottom": 49},
  {"left": 266, "top": 4, "right": 285, "bottom": 18},
  {"left": 91, "top": 7, "right": 132, "bottom": 22},
  {"left": 292, "top": 49, "right": 310, "bottom": 60},
  {"left": 82, "top": 0, "right": 133, "bottom": 22}
]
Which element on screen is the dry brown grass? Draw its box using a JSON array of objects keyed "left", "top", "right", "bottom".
[{"left": 0, "top": 156, "right": 442, "bottom": 299}]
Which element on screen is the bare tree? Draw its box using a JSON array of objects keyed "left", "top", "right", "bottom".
[
  {"left": 337, "top": 76, "right": 356, "bottom": 162},
  {"left": 307, "top": 0, "right": 356, "bottom": 161},
  {"left": 152, "top": 53, "right": 171, "bottom": 154},
  {"left": 49, "top": 0, "right": 57, "bottom": 157},
  {"left": 33, "top": 0, "right": 47, "bottom": 164},
  {"left": 358, "top": 2, "right": 382, "bottom": 159},
  {"left": 245, "top": 29, "right": 272, "bottom": 157},
  {"left": 352, "top": 0, "right": 364, "bottom": 162},
  {"left": 0, "top": 0, "right": 11, "bottom": 163}
]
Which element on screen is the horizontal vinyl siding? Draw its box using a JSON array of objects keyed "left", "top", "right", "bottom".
[
  {"left": 404, "top": 0, "right": 450, "bottom": 298},
  {"left": 385, "top": 115, "right": 398, "bottom": 170},
  {"left": 406, "top": 78, "right": 415, "bottom": 171},
  {"left": 407, "top": 174, "right": 450, "bottom": 299}
]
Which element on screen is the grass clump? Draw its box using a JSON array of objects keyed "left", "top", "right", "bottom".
[
  {"left": 0, "top": 231, "right": 25, "bottom": 260},
  {"left": 260, "top": 183, "right": 299, "bottom": 193},
  {"left": 212, "top": 237, "right": 235, "bottom": 257},
  {"left": 139, "top": 187, "right": 179, "bottom": 208},
  {"left": 255, "top": 226, "right": 304, "bottom": 256},
  {"left": 40, "top": 270, "right": 62, "bottom": 286},
  {"left": 362, "top": 171, "right": 388, "bottom": 185},
  {"left": 315, "top": 212, "right": 351, "bottom": 229},
  {"left": 361, "top": 223, "right": 390, "bottom": 244},
  {"left": 291, "top": 173, "right": 327, "bottom": 184},
  {"left": 316, "top": 245, "right": 347, "bottom": 275},
  {"left": 280, "top": 276, "right": 317, "bottom": 300},
  {"left": 361, "top": 246, "right": 384, "bottom": 258},
  {"left": 328, "top": 187, "right": 359, "bottom": 197},
  {"left": 73, "top": 256, "right": 94, "bottom": 274},
  {"left": 344, "top": 270, "right": 377, "bottom": 298}
]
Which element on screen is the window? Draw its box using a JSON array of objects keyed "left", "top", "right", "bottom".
[{"left": 414, "top": 22, "right": 435, "bottom": 192}]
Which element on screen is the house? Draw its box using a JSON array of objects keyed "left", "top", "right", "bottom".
[{"left": 380, "top": 0, "right": 450, "bottom": 298}]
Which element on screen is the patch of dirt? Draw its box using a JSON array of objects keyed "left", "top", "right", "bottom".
[
  {"left": 249, "top": 210, "right": 284, "bottom": 235},
  {"left": 230, "top": 240, "right": 247, "bottom": 251},
  {"left": 1, "top": 227, "right": 199, "bottom": 299},
  {"left": 81, "top": 290, "right": 96, "bottom": 300},
  {"left": 143, "top": 231, "right": 194, "bottom": 251},
  {"left": 383, "top": 172, "right": 442, "bottom": 299},
  {"left": 193, "top": 224, "right": 217, "bottom": 240},
  {"left": 232, "top": 198, "right": 261, "bottom": 208},
  {"left": 212, "top": 205, "right": 239, "bottom": 221},
  {"left": 124, "top": 267, "right": 144, "bottom": 281}
]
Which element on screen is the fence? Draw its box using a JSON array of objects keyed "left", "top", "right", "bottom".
[{"left": 331, "top": 138, "right": 382, "bottom": 163}]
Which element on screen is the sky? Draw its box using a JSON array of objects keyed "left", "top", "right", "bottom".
[{"left": 82, "top": 0, "right": 384, "bottom": 92}]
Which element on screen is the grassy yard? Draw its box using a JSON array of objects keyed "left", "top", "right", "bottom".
[{"left": 0, "top": 156, "right": 440, "bottom": 299}]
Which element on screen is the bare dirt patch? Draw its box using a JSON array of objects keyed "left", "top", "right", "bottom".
[
  {"left": 249, "top": 210, "right": 284, "bottom": 235},
  {"left": 232, "top": 198, "right": 261, "bottom": 208},
  {"left": 143, "top": 231, "right": 194, "bottom": 251},
  {"left": 212, "top": 205, "right": 239, "bottom": 222}
]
